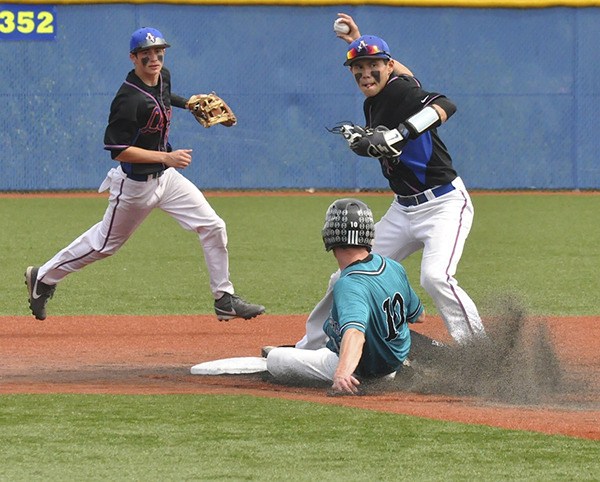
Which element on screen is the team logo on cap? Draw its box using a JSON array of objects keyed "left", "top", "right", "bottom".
[
  {"left": 357, "top": 40, "right": 369, "bottom": 52},
  {"left": 146, "top": 32, "right": 157, "bottom": 44}
]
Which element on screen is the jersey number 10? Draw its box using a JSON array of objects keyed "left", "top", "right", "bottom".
[{"left": 382, "top": 293, "right": 406, "bottom": 342}]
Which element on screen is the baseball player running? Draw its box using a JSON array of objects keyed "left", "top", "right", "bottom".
[
  {"left": 25, "top": 27, "right": 265, "bottom": 322},
  {"left": 295, "top": 14, "right": 484, "bottom": 349},
  {"left": 267, "top": 198, "right": 425, "bottom": 395}
]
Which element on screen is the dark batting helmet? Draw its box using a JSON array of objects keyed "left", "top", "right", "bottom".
[{"left": 322, "top": 198, "right": 375, "bottom": 252}]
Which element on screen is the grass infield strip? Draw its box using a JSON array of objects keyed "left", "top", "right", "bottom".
[
  {"left": 0, "top": 394, "right": 598, "bottom": 480},
  {"left": 2, "top": 193, "right": 600, "bottom": 316}
]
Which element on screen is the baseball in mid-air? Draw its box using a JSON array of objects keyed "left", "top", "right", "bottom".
[{"left": 333, "top": 18, "right": 351, "bottom": 35}]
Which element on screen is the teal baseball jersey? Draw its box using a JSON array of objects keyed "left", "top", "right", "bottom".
[{"left": 324, "top": 253, "right": 423, "bottom": 377}]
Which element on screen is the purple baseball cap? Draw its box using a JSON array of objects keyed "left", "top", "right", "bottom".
[{"left": 344, "top": 35, "right": 392, "bottom": 66}]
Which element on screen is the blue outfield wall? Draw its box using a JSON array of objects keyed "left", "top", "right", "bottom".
[{"left": 0, "top": 4, "right": 598, "bottom": 190}]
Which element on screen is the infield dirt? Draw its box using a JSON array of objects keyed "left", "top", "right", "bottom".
[{"left": 1, "top": 312, "right": 598, "bottom": 440}]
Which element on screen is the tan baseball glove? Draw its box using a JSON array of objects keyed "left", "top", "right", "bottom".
[{"left": 186, "top": 92, "right": 237, "bottom": 128}]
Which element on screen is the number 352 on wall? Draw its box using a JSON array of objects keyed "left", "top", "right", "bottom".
[{"left": 0, "top": 5, "right": 56, "bottom": 40}]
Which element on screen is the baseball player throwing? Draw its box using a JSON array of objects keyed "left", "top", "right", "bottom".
[
  {"left": 25, "top": 27, "right": 265, "bottom": 322},
  {"left": 267, "top": 198, "right": 425, "bottom": 395},
  {"left": 296, "top": 14, "right": 485, "bottom": 349}
]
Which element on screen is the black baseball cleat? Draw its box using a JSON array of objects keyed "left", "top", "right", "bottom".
[
  {"left": 214, "top": 293, "right": 265, "bottom": 321},
  {"left": 24, "top": 266, "right": 56, "bottom": 320}
]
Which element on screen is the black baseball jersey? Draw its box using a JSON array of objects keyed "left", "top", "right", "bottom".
[
  {"left": 364, "top": 75, "right": 457, "bottom": 195},
  {"left": 104, "top": 68, "right": 187, "bottom": 177}
]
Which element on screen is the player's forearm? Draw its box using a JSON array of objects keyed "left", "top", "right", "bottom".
[
  {"left": 171, "top": 93, "right": 188, "bottom": 109},
  {"left": 115, "top": 146, "right": 170, "bottom": 164},
  {"left": 334, "top": 329, "right": 365, "bottom": 379}
]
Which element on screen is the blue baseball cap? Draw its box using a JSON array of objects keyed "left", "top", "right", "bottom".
[
  {"left": 130, "top": 27, "right": 171, "bottom": 53},
  {"left": 344, "top": 35, "right": 392, "bottom": 66}
]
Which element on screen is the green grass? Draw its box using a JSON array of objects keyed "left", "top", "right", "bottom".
[
  {"left": 0, "top": 394, "right": 598, "bottom": 481},
  {"left": 2, "top": 193, "right": 599, "bottom": 316},
  {"left": 462, "top": 194, "right": 600, "bottom": 315}
]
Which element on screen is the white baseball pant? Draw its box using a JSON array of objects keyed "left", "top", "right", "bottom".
[
  {"left": 266, "top": 346, "right": 398, "bottom": 387},
  {"left": 37, "top": 166, "right": 234, "bottom": 298},
  {"left": 267, "top": 347, "right": 339, "bottom": 385}
]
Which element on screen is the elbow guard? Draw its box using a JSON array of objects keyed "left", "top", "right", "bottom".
[
  {"left": 404, "top": 106, "right": 440, "bottom": 139},
  {"left": 403, "top": 97, "right": 457, "bottom": 139}
]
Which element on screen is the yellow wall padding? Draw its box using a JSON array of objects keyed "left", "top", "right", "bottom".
[{"left": 5, "top": 0, "right": 600, "bottom": 8}]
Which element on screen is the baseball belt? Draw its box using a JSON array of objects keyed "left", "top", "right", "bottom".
[{"left": 396, "top": 183, "right": 455, "bottom": 207}]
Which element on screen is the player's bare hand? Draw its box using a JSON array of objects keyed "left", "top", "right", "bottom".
[
  {"left": 165, "top": 149, "right": 193, "bottom": 169},
  {"left": 336, "top": 13, "right": 361, "bottom": 43},
  {"left": 330, "top": 374, "right": 361, "bottom": 395}
]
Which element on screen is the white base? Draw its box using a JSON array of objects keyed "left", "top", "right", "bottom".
[{"left": 190, "top": 356, "right": 268, "bottom": 375}]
